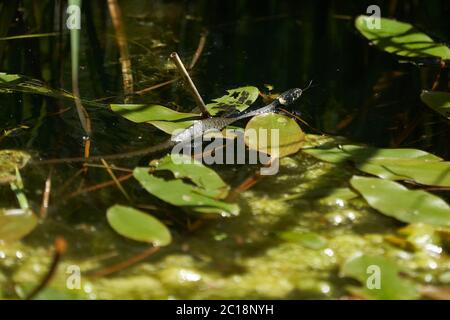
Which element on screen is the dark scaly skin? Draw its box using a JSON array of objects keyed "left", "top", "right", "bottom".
[{"left": 36, "top": 88, "right": 304, "bottom": 165}]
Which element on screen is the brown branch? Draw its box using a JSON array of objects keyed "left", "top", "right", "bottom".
[
  {"left": 39, "top": 169, "right": 52, "bottom": 219},
  {"left": 170, "top": 52, "right": 210, "bottom": 118},
  {"left": 25, "top": 237, "right": 67, "bottom": 300},
  {"left": 89, "top": 246, "right": 160, "bottom": 278},
  {"left": 108, "top": 0, "right": 134, "bottom": 102},
  {"left": 65, "top": 173, "right": 133, "bottom": 200}
]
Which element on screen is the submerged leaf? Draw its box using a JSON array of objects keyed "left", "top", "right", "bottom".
[
  {"left": 0, "top": 208, "right": 38, "bottom": 242},
  {"left": 0, "top": 150, "right": 31, "bottom": 184},
  {"left": 421, "top": 91, "right": 450, "bottom": 120},
  {"left": 350, "top": 176, "right": 450, "bottom": 227},
  {"left": 279, "top": 231, "right": 327, "bottom": 249},
  {"left": 0, "top": 73, "right": 103, "bottom": 107},
  {"left": 245, "top": 113, "right": 305, "bottom": 157},
  {"left": 341, "top": 255, "right": 419, "bottom": 300},
  {"left": 355, "top": 15, "right": 450, "bottom": 60},
  {"left": 107, "top": 205, "right": 171, "bottom": 246}
]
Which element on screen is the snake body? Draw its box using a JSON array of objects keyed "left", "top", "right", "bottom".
[{"left": 37, "top": 88, "right": 303, "bottom": 164}]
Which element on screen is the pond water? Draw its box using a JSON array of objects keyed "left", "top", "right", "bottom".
[{"left": 0, "top": 0, "right": 449, "bottom": 299}]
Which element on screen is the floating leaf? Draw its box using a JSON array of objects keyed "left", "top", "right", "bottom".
[
  {"left": 134, "top": 161, "right": 238, "bottom": 216},
  {"left": 110, "top": 104, "right": 200, "bottom": 134},
  {"left": 0, "top": 208, "right": 38, "bottom": 242},
  {"left": 107, "top": 205, "right": 171, "bottom": 246},
  {"left": 355, "top": 15, "right": 450, "bottom": 60},
  {"left": 421, "top": 91, "right": 450, "bottom": 120},
  {"left": 0, "top": 150, "right": 31, "bottom": 184},
  {"left": 357, "top": 159, "right": 450, "bottom": 187},
  {"left": 244, "top": 113, "right": 305, "bottom": 157},
  {"left": 206, "top": 86, "right": 259, "bottom": 116},
  {"left": 303, "top": 145, "right": 441, "bottom": 164},
  {"left": 341, "top": 255, "right": 419, "bottom": 300},
  {"left": 350, "top": 176, "right": 450, "bottom": 227},
  {"left": 110, "top": 104, "right": 199, "bottom": 123},
  {"left": 150, "top": 154, "right": 229, "bottom": 198}
]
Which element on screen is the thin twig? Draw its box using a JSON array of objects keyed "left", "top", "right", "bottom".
[
  {"left": 135, "top": 78, "right": 179, "bottom": 95},
  {"left": 170, "top": 52, "right": 210, "bottom": 118},
  {"left": 39, "top": 169, "right": 52, "bottom": 219},
  {"left": 100, "top": 158, "right": 131, "bottom": 201},
  {"left": 65, "top": 173, "right": 133, "bottom": 200},
  {"left": 25, "top": 237, "right": 67, "bottom": 300},
  {"left": 89, "top": 246, "right": 160, "bottom": 278},
  {"left": 83, "top": 163, "right": 133, "bottom": 172},
  {"left": 189, "top": 31, "right": 208, "bottom": 69},
  {"left": 135, "top": 32, "right": 207, "bottom": 95}
]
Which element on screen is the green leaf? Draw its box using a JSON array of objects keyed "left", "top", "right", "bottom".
[
  {"left": 0, "top": 208, "right": 38, "bottom": 242},
  {"left": 0, "top": 150, "right": 30, "bottom": 184},
  {"left": 110, "top": 104, "right": 199, "bottom": 123},
  {"left": 107, "top": 205, "right": 171, "bottom": 246},
  {"left": 355, "top": 15, "right": 450, "bottom": 60},
  {"left": 0, "top": 72, "right": 21, "bottom": 83},
  {"left": 421, "top": 90, "right": 450, "bottom": 120},
  {"left": 350, "top": 176, "right": 450, "bottom": 227},
  {"left": 341, "top": 255, "right": 419, "bottom": 300},
  {"left": 133, "top": 163, "right": 239, "bottom": 216},
  {"left": 357, "top": 159, "right": 450, "bottom": 187},
  {"left": 150, "top": 154, "right": 229, "bottom": 198},
  {"left": 303, "top": 145, "right": 441, "bottom": 164},
  {"left": 206, "top": 86, "right": 259, "bottom": 116},
  {"left": 244, "top": 113, "right": 305, "bottom": 157},
  {"left": 110, "top": 104, "right": 200, "bottom": 134}
]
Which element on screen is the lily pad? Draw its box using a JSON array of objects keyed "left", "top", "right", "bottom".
[
  {"left": 357, "top": 159, "right": 450, "bottom": 187},
  {"left": 245, "top": 113, "right": 305, "bottom": 157},
  {"left": 350, "top": 176, "right": 450, "bottom": 227},
  {"left": 0, "top": 208, "right": 38, "bottom": 242},
  {"left": 110, "top": 104, "right": 200, "bottom": 134},
  {"left": 355, "top": 15, "right": 450, "bottom": 60},
  {"left": 421, "top": 91, "right": 450, "bottom": 120},
  {"left": 150, "top": 154, "right": 229, "bottom": 198},
  {"left": 341, "top": 255, "right": 419, "bottom": 300},
  {"left": 107, "top": 205, "right": 171, "bottom": 246},
  {"left": 205, "top": 86, "right": 259, "bottom": 116},
  {"left": 303, "top": 145, "right": 441, "bottom": 164},
  {"left": 134, "top": 160, "right": 238, "bottom": 216},
  {"left": 0, "top": 150, "right": 31, "bottom": 184}
]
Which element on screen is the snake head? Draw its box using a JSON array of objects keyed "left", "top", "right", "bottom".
[{"left": 277, "top": 88, "right": 303, "bottom": 106}]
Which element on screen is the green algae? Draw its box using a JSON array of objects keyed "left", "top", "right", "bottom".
[{"left": 1, "top": 147, "right": 449, "bottom": 299}]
